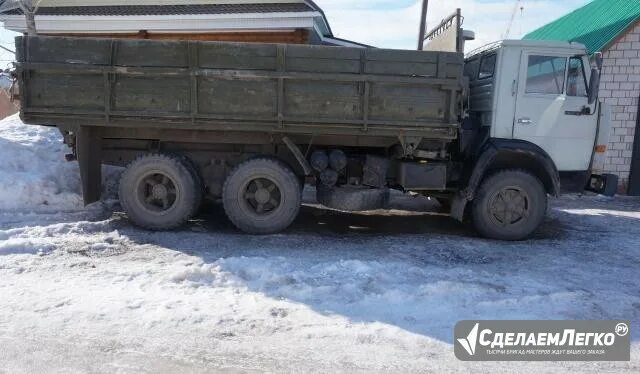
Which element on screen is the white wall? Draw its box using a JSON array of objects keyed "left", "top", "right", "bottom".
[{"left": 599, "top": 21, "right": 640, "bottom": 193}]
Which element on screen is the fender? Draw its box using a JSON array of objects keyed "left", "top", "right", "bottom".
[{"left": 450, "top": 138, "right": 560, "bottom": 221}]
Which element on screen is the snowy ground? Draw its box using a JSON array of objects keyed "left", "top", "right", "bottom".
[{"left": 0, "top": 115, "right": 639, "bottom": 373}]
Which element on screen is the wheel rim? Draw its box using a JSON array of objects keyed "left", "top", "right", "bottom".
[
  {"left": 137, "top": 172, "right": 179, "bottom": 213},
  {"left": 241, "top": 177, "right": 282, "bottom": 217},
  {"left": 488, "top": 186, "right": 530, "bottom": 226}
]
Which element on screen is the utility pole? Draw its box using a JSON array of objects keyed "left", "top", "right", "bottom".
[{"left": 417, "top": 0, "right": 429, "bottom": 50}]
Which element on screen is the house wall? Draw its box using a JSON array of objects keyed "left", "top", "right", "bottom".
[
  {"left": 598, "top": 21, "right": 640, "bottom": 193},
  {"left": 0, "top": 90, "right": 18, "bottom": 120}
]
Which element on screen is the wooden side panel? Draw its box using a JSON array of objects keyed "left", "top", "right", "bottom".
[
  {"left": 286, "top": 45, "right": 361, "bottom": 73},
  {"left": 284, "top": 81, "right": 361, "bottom": 120},
  {"left": 27, "top": 72, "right": 104, "bottom": 110},
  {"left": 18, "top": 36, "right": 465, "bottom": 139},
  {"left": 113, "top": 76, "right": 191, "bottom": 113},
  {"left": 198, "top": 79, "right": 277, "bottom": 117},
  {"left": 369, "top": 83, "right": 448, "bottom": 122},
  {"left": 365, "top": 48, "right": 463, "bottom": 79},
  {"left": 115, "top": 39, "right": 189, "bottom": 68},
  {"left": 25, "top": 37, "right": 111, "bottom": 65},
  {"left": 198, "top": 43, "right": 277, "bottom": 70}
]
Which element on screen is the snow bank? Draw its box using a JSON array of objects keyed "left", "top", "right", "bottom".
[{"left": 0, "top": 114, "right": 82, "bottom": 211}]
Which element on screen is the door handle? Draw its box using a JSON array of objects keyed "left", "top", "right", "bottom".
[{"left": 517, "top": 118, "right": 533, "bottom": 125}]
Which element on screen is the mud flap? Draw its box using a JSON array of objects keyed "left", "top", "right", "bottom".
[
  {"left": 586, "top": 174, "right": 618, "bottom": 197},
  {"left": 76, "top": 126, "right": 102, "bottom": 205}
]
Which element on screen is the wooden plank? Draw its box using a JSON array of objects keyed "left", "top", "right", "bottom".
[
  {"left": 27, "top": 72, "right": 105, "bottom": 111},
  {"left": 366, "top": 48, "right": 441, "bottom": 63},
  {"left": 43, "top": 30, "right": 310, "bottom": 44},
  {"left": 198, "top": 79, "right": 277, "bottom": 116},
  {"left": 286, "top": 44, "right": 361, "bottom": 60},
  {"left": 20, "top": 62, "right": 461, "bottom": 86},
  {"left": 365, "top": 61, "right": 438, "bottom": 76},
  {"left": 369, "top": 83, "right": 448, "bottom": 122},
  {"left": 284, "top": 81, "right": 361, "bottom": 120},
  {"left": 286, "top": 57, "right": 361, "bottom": 74},
  {"left": 27, "top": 36, "right": 112, "bottom": 65},
  {"left": 113, "top": 76, "right": 191, "bottom": 113},
  {"left": 116, "top": 39, "right": 189, "bottom": 67},
  {"left": 198, "top": 42, "right": 277, "bottom": 70}
]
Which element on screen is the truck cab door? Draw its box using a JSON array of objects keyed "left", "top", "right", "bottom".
[{"left": 513, "top": 53, "right": 597, "bottom": 171}]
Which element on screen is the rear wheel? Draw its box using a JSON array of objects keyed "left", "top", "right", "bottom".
[
  {"left": 223, "top": 158, "right": 301, "bottom": 234},
  {"left": 471, "top": 169, "right": 547, "bottom": 241},
  {"left": 119, "top": 154, "right": 202, "bottom": 230}
]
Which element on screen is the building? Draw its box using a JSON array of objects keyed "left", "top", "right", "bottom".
[
  {"left": 524, "top": 0, "right": 640, "bottom": 195},
  {"left": 0, "top": 0, "right": 366, "bottom": 47},
  {"left": 0, "top": 72, "right": 17, "bottom": 119}
]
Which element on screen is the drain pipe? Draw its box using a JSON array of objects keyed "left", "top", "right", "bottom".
[{"left": 417, "top": 0, "right": 429, "bottom": 50}]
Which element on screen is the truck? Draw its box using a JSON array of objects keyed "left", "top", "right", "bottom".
[{"left": 13, "top": 12, "right": 616, "bottom": 241}]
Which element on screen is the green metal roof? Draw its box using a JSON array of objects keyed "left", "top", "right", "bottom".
[{"left": 523, "top": 0, "right": 640, "bottom": 53}]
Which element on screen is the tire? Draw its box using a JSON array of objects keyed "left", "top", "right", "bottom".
[
  {"left": 471, "top": 169, "right": 547, "bottom": 241},
  {"left": 119, "top": 154, "right": 201, "bottom": 230},
  {"left": 223, "top": 158, "right": 301, "bottom": 234}
]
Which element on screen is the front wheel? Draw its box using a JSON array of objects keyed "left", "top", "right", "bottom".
[
  {"left": 471, "top": 170, "right": 547, "bottom": 241},
  {"left": 223, "top": 158, "right": 301, "bottom": 234}
]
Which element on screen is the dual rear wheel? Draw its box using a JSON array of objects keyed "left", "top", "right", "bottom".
[{"left": 119, "top": 155, "right": 301, "bottom": 234}]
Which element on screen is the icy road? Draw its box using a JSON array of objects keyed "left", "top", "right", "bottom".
[{"left": 0, "top": 115, "right": 639, "bottom": 373}]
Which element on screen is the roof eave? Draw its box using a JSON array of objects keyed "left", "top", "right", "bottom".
[{"left": 0, "top": 13, "right": 324, "bottom": 35}]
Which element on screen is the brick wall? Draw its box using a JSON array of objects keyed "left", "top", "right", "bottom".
[{"left": 598, "top": 21, "right": 640, "bottom": 193}]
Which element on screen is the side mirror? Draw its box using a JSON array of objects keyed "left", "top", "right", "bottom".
[{"left": 588, "top": 67, "right": 600, "bottom": 104}]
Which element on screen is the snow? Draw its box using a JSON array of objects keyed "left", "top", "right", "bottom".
[
  {"left": 0, "top": 115, "right": 639, "bottom": 372},
  {"left": 0, "top": 114, "right": 82, "bottom": 211}
]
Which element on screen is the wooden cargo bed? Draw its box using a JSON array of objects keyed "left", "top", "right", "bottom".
[{"left": 17, "top": 36, "right": 465, "bottom": 140}]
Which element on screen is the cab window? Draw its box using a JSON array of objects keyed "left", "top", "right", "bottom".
[
  {"left": 525, "top": 55, "right": 567, "bottom": 95},
  {"left": 464, "top": 58, "right": 480, "bottom": 81},
  {"left": 478, "top": 53, "right": 496, "bottom": 79},
  {"left": 567, "top": 57, "right": 588, "bottom": 97}
]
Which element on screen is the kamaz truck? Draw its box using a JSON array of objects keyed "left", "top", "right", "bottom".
[{"left": 13, "top": 12, "right": 615, "bottom": 240}]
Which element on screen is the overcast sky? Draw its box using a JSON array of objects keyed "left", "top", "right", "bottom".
[{"left": 0, "top": 0, "right": 592, "bottom": 66}]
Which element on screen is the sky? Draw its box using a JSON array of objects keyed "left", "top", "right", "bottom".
[
  {"left": 0, "top": 0, "right": 592, "bottom": 65},
  {"left": 317, "top": 0, "right": 592, "bottom": 50}
]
